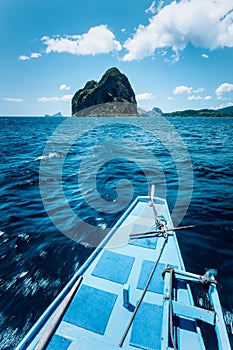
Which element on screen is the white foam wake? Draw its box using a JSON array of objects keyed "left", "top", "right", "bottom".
[{"left": 35, "top": 151, "right": 64, "bottom": 161}]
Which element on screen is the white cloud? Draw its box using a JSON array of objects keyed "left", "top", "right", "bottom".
[
  {"left": 38, "top": 95, "right": 73, "bottom": 103},
  {"left": 204, "top": 95, "right": 212, "bottom": 100},
  {"left": 136, "top": 92, "right": 155, "bottom": 101},
  {"left": 38, "top": 97, "right": 60, "bottom": 103},
  {"left": 123, "top": 0, "right": 233, "bottom": 61},
  {"left": 173, "top": 85, "right": 192, "bottom": 95},
  {"left": 215, "top": 82, "right": 233, "bottom": 95},
  {"left": 145, "top": 1, "right": 156, "bottom": 15},
  {"left": 212, "top": 102, "right": 233, "bottom": 109},
  {"left": 42, "top": 25, "right": 121, "bottom": 56},
  {"left": 61, "top": 94, "right": 73, "bottom": 101},
  {"left": 187, "top": 95, "right": 202, "bottom": 100},
  {"left": 193, "top": 88, "right": 205, "bottom": 93},
  {"left": 19, "top": 55, "right": 30, "bottom": 61},
  {"left": 30, "top": 52, "right": 41, "bottom": 59},
  {"left": 59, "top": 84, "right": 70, "bottom": 91},
  {"left": 201, "top": 53, "right": 209, "bottom": 59},
  {"left": 2, "top": 97, "right": 23, "bottom": 102},
  {"left": 19, "top": 52, "right": 41, "bottom": 61}
]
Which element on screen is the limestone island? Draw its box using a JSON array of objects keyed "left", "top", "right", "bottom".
[
  {"left": 72, "top": 67, "right": 138, "bottom": 117},
  {"left": 44, "top": 112, "right": 64, "bottom": 117}
]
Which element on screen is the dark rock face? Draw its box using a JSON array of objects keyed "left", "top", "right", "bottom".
[{"left": 72, "top": 67, "right": 138, "bottom": 116}]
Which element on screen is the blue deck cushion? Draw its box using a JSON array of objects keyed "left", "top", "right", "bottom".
[
  {"left": 92, "top": 250, "right": 135, "bottom": 284},
  {"left": 130, "top": 302, "right": 163, "bottom": 350},
  {"left": 137, "top": 261, "right": 166, "bottom": 294},
  {"left": 63, "top": 285, "right": 117, "bottom": 335},
  {"left": 137, "top": 261, "right": 178, "bottom": 294},
  {"left": 47, "top": 335, "right": 71, "bottom": 350}
]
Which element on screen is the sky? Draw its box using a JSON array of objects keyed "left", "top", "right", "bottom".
[{"left": 0, "top": 0, "right": 233, "bottom": 116}]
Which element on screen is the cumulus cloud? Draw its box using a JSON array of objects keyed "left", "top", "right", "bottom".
[
  {"left": 215, "top": 82, "right": 233, "bottom": 95},
  {"left": 19, "top": 55, "right": 30, "bottom": 61},
  {"left": 19, "top": 52, "right": 41, "bottom": 60},
  {"left": 61, "top": 94, "right": 73, "bottom": 101},
  {"left": 187, "top": 95, "right": 202, "bottom": 100},
  {"left": 136, "top": 92, "right": 155, "bottom": 101},
  {"left": 1, "top": 97, "right": 23, "bottom": 102},
  {"left": 59, "top": 84, "right": 70, "bottom": 91},
  {"left": 38, "top": 95, "right": 73, "bottom": 102},
  {"left": 123, "top": 0, "right": 233, "bottom": 61},
  {"left": 30, "top": 52, "right": 41, "bottom": 59},
  {"left": 145, "top": 1, "right": 156, "bottom": 15},
  {"left": 204, "top": 95, "right": 212, "bottom": 100},
  {"left": 42, "top": 25, "right": 121, "bottom": 56},
  {"left": 201, "top": 53, "right": 209, "bottom": 59},
  {"left": 193, "top": 88, "right": 205, "bottom": 93},
  {"left": 212, "top": 102, "right": 233, "bottom": 109},
  {"left": 173, "top": 85, "right": 192, "bottom": 95},
  {"left": 38, "top": 97, "right": 59, "bottom": 103}
]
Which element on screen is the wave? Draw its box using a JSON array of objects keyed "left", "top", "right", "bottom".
[
  {"left": 35, "top": 151, "right": 65, "bottom": 161},
  {"left": 0, "top": 116, "right": 232, "bottom": 349},
  {"left": 224, "top": 309, "right": 233, "bottom": 335}
]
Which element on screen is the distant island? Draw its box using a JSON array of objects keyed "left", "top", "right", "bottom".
[
  {"left": 138, "top": 105, "right": 233, "bottom": 118},
  {"left": 162, "top": 105, "right": 233, "bottom": 117},
  {"left": 138, "top": 107, "right": 163, "bottom": 117},
  {"left": 72, "top": 67, "right": 138, "bottom": 117},
  {"left": 44, "top": 112, "right": 64, "bottom": 117}
]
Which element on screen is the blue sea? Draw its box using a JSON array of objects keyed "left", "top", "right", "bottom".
[{"left": 0, "top": 116, "right": 232, "bottom": 349}]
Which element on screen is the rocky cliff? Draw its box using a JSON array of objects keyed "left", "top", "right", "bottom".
[{"left": 72, "top": 67, "right": 138, "bottom": 116}]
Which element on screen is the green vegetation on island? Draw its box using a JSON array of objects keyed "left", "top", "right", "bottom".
[
  {"left": 163, "top": 107, "right": 233, "bottom": 117},
  {"left": 72, "top": 67, "right": 138, "bottom": 117},
  {"left": 139, "top": 106, "right": 233, "bottom": 118}
]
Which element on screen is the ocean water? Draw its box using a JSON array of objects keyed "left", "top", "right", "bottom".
[{"left": 0, "top": 116, "right": 232, "bottom": 349}]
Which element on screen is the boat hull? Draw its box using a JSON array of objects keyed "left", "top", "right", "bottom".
[{"left": 16, "top": 195, "right": 231, "bottom": 350}]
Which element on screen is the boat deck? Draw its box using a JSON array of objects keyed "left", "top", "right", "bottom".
[{"left": 17, "top": 196, "right": 230, "bottom": 350}]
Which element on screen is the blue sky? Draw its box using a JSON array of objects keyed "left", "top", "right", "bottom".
[{"left": 0, "top": 0, "right": 233, "bottom": 116}]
